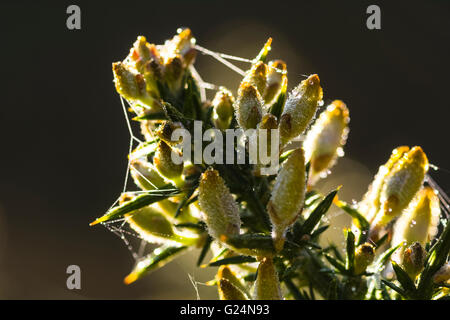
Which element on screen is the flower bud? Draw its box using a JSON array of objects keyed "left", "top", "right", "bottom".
[
  {"left": 243, "top": 61, "right": 268, "bottom": 95},
  {"left": 127, "top": 205, "right": 197, "bottom": 246},
  {"left": 358, "top": 146, "right": 410, "bottom": 225},
  {"left": 198, "top": 168, "right": 241, "bottom": 240},
  {"left": 370, "top": 147, "right": 429, "bottom": 233},
  {"left": 216, "top": 266, "right": 250, "bottom": 300},
  {"left": 218, "top": 279, "right": 248, "bottom": 300},
  {"left": 112, "top": 62, "right": 158, "bottom": 109},
  {"left": 212, "top": 87, "right": 235, "bottom": 130},
  {"left": 267, "top": 148, "right": 306, "bottom": 251},
  {"left": 433, "top": 263, "right": 450, "bottom": 284},
  {"left": 164, "top": 55, "right": 184, "bottom": 92},
  {"left": 252, "top": 257, "right": 282, "bottom": 300},
  {"left": 392, "top": 187, "right": 440, "bottom": 261},
  {"left": 128, "top": 36, "right": 153, "bottom": 72},
  {"left": 155, "top": 121, "right": 183, "bottom": 145},
  {"left": 264, "top": 60, "right": 287, "bottom": 104},
  {"left": 235, "top": 82, "right": 263, "bottom": 130},
  {"left": 401, "top": 242, "right": 427, "bottom": 279},
  {"left": 279, "top": 74, "right": 323, "bottom": 146},
  {"left": 304, "top": 100, "right": 350, "bottom": 185},
  {"left": 154, "top": 141, "right": 184, "bottom": 182},
  {"left": 354, "top": 243, "right": 375, "bottom": 275},
  {"left": 130, "top": 159, "right": 166, "bottom": 190}
]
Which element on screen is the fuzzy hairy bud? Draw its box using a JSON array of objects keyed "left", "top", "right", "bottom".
[
  {"left": 304, "top": 100, "right": 350, "bottom": 184},
  {"left": 235, "top": 82, "right": 263, "bottom": 130},
  {"left": 401, "top": 242, "right": 427, "bottom": 279},
  {"left": 358, "top": 146, "right": 410, "bottom": 225},
  {"left": 252, "top": 257, "right": 282, "bottom": 300},
  {"left": 130, "top": 159, "right": 166, "bottom": 190},
  {"left": 198, "top": 168, "right": 241, "bottom": 240},
  {"left": 392, "top": 187, "right": 440, "bottom": 265},
  {"left": 433, "top": 263, "right": 450, "bottom": 284},
  {"left": 216, "top": 266, "right": 249, "bottom": 300},
  {"left": 243, "top": 61, "right": 268, "bottom": 95},
  {"left": 264, "top": 60, "right": 287, "bottom": 104},
  {"left": 370, "top": 146, "right": 429, "bottom": 237},
  {"left": 267, "top": 148, "right": 306, "bottom": 251},
  {"left": 154, "top": 141, "right": 184, "bottom": 181},
  {"left": 212, "top": 87, "right": 235, "bottom": 130},
  {"left": 354, "top": 243, "right": 375, "bottom": 275},
  {"left": 279, "top": 74, "right": 323, "bottom": 146}
]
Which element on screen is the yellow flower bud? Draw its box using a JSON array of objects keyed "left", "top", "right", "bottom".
[
  {"left": 264, "top": 60, "right": 287, "bottom": 104},
  {"left": 252, "top": 257, "right": 282, "bottom": 300},
  {"left": 370, "top": 147, "right": 429, "bottom": 233},
  {"left": 433, "top": 263, "right": 450, "bottom": 284},
  {"left": 400, "top": 242, "right": 427, "bottom": 279},
  {"left": 358, "top": 146, "right": 410, "bottom": 225},
  {"left": 198, "top": 168, "right": 241, "bottom": 239},
  {"left": 130, "top": 159, "right": 166, "bottom": 190},
  {"left": 212, "top": 87, "right": 235, "bottom": 130},
  {"left": 164, "top": 55, "right": 184, "bottom": 92},
  {"left": 354, "top": 243, "right": 375, "bottom": 275},
  {"left": 127, "top": 205, "right": 197, "bottom": 246},
  {"left": 154, "top": 141, "right": 184, "bottom": 182},
  {"left": 155, "top": 121, "right": 183, "bottom": 146},
  {"left": 267, "top": 148, "right": 306, "bottom": 251},
  {"left": 218, "top": 279, "right": 248, "bottom": 300},
  {"left": 243, "top": 61, "right": 268, "bottom": 95},
  {"left": 392, "top": 187, "right": 440, "bottom": 252},
  {"left": 216, "top": 266, "right": 250, "bottom": 300},
  {"left": 304, "top": 100, "right": 350, "bottom": 184},
  {"left": 235, "top": 82, "right": 263, "bottom": 130},
  {"left": 279, "top": 74, "right": 323, "bottom": 146},
  {"left": 112, "top": 62, "right": 158, "bottom": 109}
]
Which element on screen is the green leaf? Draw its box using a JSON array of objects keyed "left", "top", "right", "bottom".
[
  {"left": 243, "top": 273, "right": 257, "bottom": 282},
  {"left": 374, "top": 233, "right": 389, "bottom": 249},
  {"left": 224, "top": 233, "right": 275, "bottom": 255},
  {"left": 174, "top": 222, "right": 206, "bottom": 231},
  {"left": 375, "top": 243, "right": 402, "bottom": 272},
  {"left": 311, "top": 225, "right": 329, "bottom": 239},
  {"left": 283, "top": 278, "right": 308, "bottom": 300},
  {"left": 345, "top": 229, "right": 356, "bottom": 274},
  {"left": 90, "top": 185, "right": 179, "bottom": 225},
  {"left": 268, "top": 81, "right": 286, "bottom": 119},
  {"left": 254, "top": 38, "right": 272, "bottom": 63},
  {"left": 391, "top": 261, "right": 417, "bottom": 296},
  {"left": 162, "top": 102, "right": 191, "bottom": 128},
  {"left": 132, "top": 112, "right": 167, "bottom": 121},
  {"left": 174, "top": 187, "right": 197, "bottom": 218},
  {"left": 381, "top": 280, "right": 406, "bottom": 297},
  {"left": 324, "top": 253, "right": 347, "bottom": 274},
  {"left": 124, "top": 245, "right": 188, "bottom": 284},
  {"left": 300, "top": 189, "right": 338, "bottom": 236},
  {"left": 334, "top": 199, "right": 369, "bottom": 244},
  {"left": 204, "top": 255, "right": 257, "bottom": 267},
  {"left": 197, "top": 235, "right": 212, "bottom": 267},
  {"left": 417, "top": 220, "right": 450, "bottom": 299}
]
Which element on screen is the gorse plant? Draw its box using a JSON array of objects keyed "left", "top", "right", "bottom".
[{"left": 90, "top": 28, "right": 450, "bottom": 300}]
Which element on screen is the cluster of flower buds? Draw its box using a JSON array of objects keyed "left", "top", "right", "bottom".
[
  {"left": 358, "top": 146, "right": 429, "bottom": 241},
  {"left": 95, "top": 29, "right": 450, "bottom": 300},
  {"left": 112, "top": 28, "right": 196, "bottom": 118}
]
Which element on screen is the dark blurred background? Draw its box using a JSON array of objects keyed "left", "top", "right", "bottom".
[{"left": 0, "top": 0, "right": 449, "bottom": 299}]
